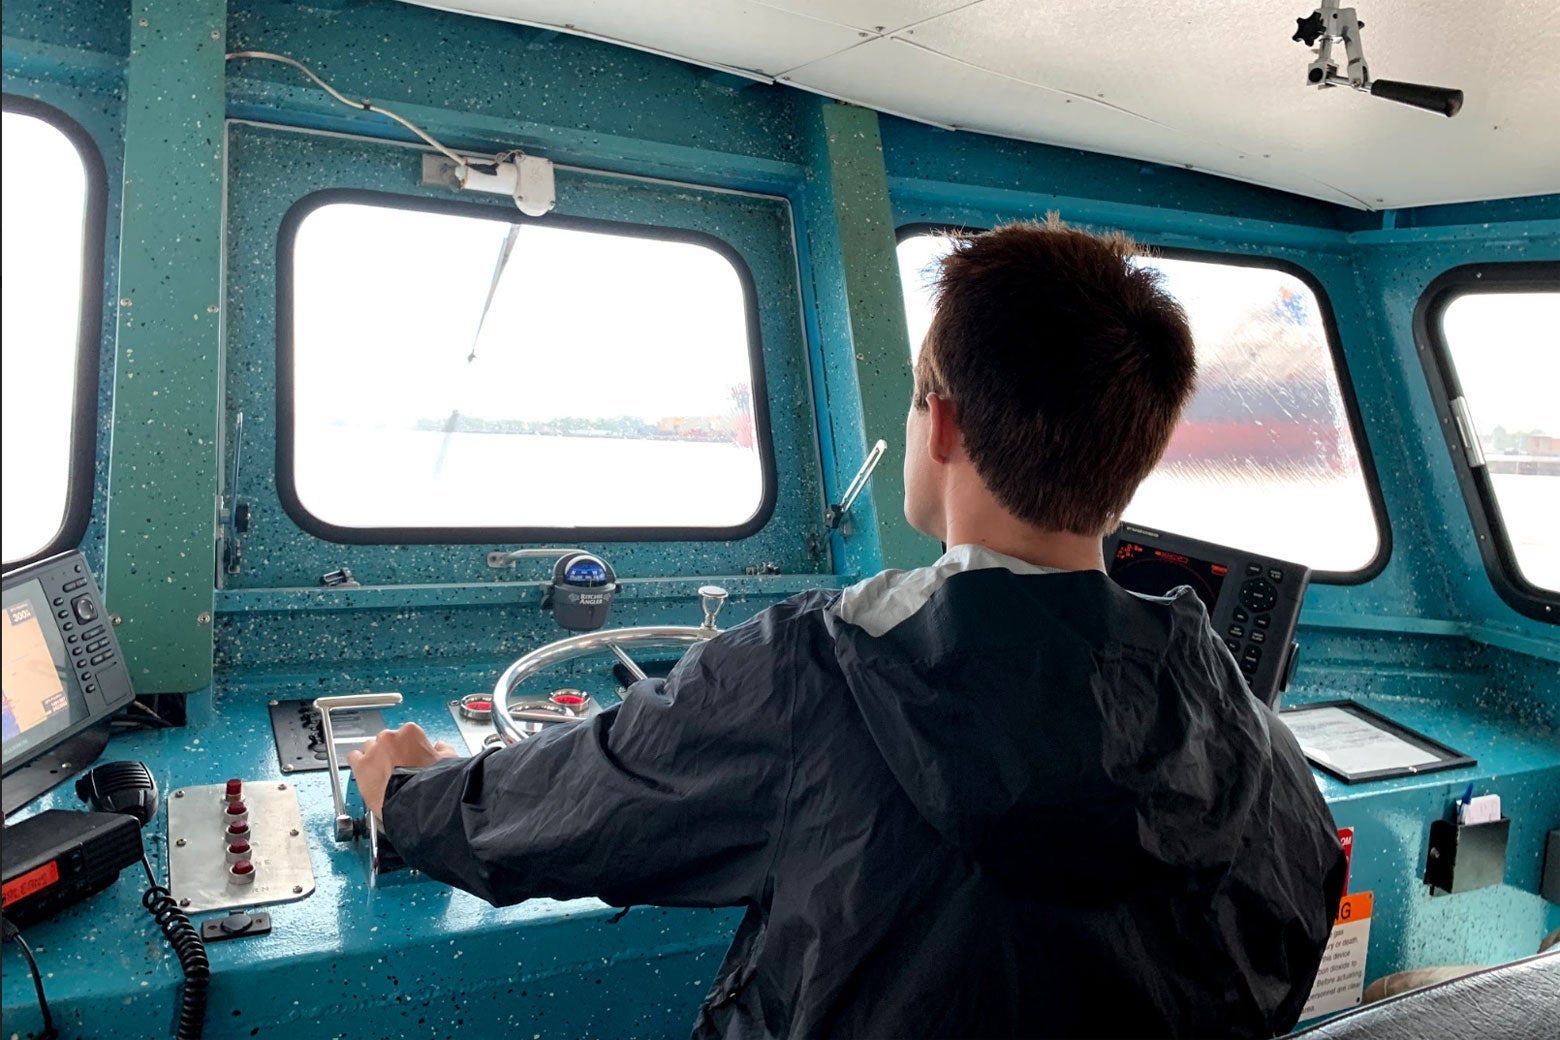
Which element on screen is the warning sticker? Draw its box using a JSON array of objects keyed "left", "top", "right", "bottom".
[
  {"left": 1337, "top": 827, "right": 1354, "bottom": 894},
  {"left": 1300, "top": 891, "right": 1373, "bottom": 1021}
]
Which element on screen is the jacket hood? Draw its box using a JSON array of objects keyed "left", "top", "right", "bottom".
[{"left": 825, "top": 544, "right": 1280, "bottom": 890}]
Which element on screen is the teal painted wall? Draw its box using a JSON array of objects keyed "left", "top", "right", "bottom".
[{"left": 2, "top": 1, "right": 1555, "bottom": 1037}]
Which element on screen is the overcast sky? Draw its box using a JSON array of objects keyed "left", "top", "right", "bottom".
[
  {"left": 1441, "top": 292, "right": 1559, "bottom": 435},
  {"left": 898, "top": 234, "right": 1555, "bottom": 436},
  {"left": 2, "top": 112, "right": 86, "bottom": 563},
  {"left": 291, "top": 204, "right": 755, "bottom": 427}
]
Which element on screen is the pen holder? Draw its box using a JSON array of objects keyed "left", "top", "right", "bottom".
[{"left": 1424, "top": 815, "right": 1510, "bottom": 895}]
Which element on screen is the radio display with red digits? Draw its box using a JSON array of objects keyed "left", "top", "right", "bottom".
[{"left": 1109, "top": 540, "right": 1230, "bottom": 616}]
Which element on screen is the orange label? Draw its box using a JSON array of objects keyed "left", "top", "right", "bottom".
[
  {"left": 1335, "top": 890, "right": 1373, "bottom": 925},
  {"left": 1, "top": 860, "right": 60, "bottom": 907}
]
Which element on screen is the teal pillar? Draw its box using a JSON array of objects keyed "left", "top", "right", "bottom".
[
  {"left": 104, "top": 0, "right": 226, "bottom": 693},
  {"left": 800, "top": 100, "right": 940, "bottom": 574}
]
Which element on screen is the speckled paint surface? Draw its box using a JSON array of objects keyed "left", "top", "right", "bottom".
[
  {"left": 224, "top": 0, "right": 806, "bottom": 193},
  {"left": 211, "top": 576, "right": 842, "bottom": 675},
  {"left": 805, "top": 103, "right": 938, "bottom": 572},
  {"left": 99, "top": 0, "right": 226, "bottom": 694},
  {"left": 1, "top": 1, "right": 128, "bottom": 582},
  {"left": 222, "top": 123, "right": 825, "bottom": 589},
  {"left": 2, "top": 0, "right": 1557, "bottom": 1037},
  {"left": 3, "top": 683, "right": 743, "bottom": 1040}
]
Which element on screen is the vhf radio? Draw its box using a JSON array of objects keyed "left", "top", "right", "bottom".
[
  {"left": 2, "top": 551, "right": 209, "bottom": 1038},
  {"left": 2, "top": 550, "right": 144, "bottom": 925}
]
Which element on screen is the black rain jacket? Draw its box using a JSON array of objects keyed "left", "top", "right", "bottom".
[{"left": 383, "top": 546, "right": 1346, "bottom": 1039}]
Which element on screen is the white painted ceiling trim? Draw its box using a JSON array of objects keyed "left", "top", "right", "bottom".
[{"left": 400, "top": 1, "right": 1560, "bottom": 210}]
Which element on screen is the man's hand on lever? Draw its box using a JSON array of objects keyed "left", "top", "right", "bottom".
[{"left": 348, "top": 722, "right": 460, "bottom": 819}]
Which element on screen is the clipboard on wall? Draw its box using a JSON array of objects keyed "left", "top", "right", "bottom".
[{"left": 1277, "top": 700, "right": 1476, "bottom": 784}]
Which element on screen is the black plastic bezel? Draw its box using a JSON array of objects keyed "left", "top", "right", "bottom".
[{"left": 275, "top": 188, "right": 778, "bottom": 545}]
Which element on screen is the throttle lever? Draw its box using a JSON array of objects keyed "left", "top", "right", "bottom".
[{"left": 313, "top": 692, "right": 403, "bottom": 841}]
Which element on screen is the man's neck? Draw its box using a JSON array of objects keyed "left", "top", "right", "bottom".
[
  {"left": 941, "top": 505, "right": 1106, "bottom": 573},
  {"left": 944, "top": 530, "right": 1105, "bottom": 573}
]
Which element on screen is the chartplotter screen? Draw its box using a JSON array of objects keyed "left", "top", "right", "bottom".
[{"left": 2, "top": 579, "right": 77, "bottom": 763}]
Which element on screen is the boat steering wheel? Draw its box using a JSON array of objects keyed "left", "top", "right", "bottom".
[{"left": 488, "top": 585, "right": 729, "bottom": 746}]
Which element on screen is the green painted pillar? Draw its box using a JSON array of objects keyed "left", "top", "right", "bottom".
[
  {"left": 803, "top": 101, "right": 940, "bottom": 572},
  {"left": 103, "top": 0, "right": 226, "bottom": 693}
]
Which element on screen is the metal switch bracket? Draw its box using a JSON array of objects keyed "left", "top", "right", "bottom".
[{"left": 167, "top": 782, "right": 314, "bottom": 914}]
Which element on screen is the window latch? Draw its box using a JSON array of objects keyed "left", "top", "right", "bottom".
[
  {"left": 321, "top": 567, "right": 360, "bottom": 588},
  {"left": 1449, "top": 396, "right": 1486, "bottom": 469}
]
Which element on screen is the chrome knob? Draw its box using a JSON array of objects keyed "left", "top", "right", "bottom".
[{"left": 698, "top": 585, "right": 728, "bottom": 630}]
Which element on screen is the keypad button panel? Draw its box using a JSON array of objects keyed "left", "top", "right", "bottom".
[
  {"left": 1228, "top": 564, "right": 1283, "bottom": 689},
  {"left": 1239, "top": 577, "right": 1278, "bottom": 613}
]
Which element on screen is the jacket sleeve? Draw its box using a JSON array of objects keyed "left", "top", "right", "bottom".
[{"left": 380, "top": 615, "right": 798, "bottom": 909}]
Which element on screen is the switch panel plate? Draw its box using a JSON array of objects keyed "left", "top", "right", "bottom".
[
  {"left": 446, "top": 692, "right": 602, "bottom": 755},
  {"left": 167, "top": 781, "right": 315, "bottom": 913},
  {"left": 449, "top": 697, "right": 503, "bottom": 756}
]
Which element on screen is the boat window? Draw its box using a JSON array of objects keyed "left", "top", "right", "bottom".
[
  {"left": 1427, "top": 279, "right": 1559, "bottom": 606},
  {"left": 1, "top": 99, "right": 104, "bottom": 567},
  {"left": 279, "top": 195, "right": 772, "bottom": 540},
  {"left": 897, "top": 232, "right": 1383, "bottom": 577}
]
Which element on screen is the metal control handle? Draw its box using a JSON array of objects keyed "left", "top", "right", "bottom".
[
  {"left": 314, "top": 692, "right": 404, "bottom": 841},
  {"left": 825, "top": 439, "right": 887, "bottom": 530},
  {"left": 699, "top": 585, "right": 728, "bottom": 630},
  {"left": 486, "top": 546, "right": 590, "bottom": 569}
]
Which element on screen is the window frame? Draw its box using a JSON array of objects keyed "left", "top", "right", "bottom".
[
  {"left": 0, "top": 95, "right": 107, "bottom": 570},
  {"left": 275, "top": 188, "right": 779, "bottom": 545},
  {"left": 1413, "top": 262, "right": 1559, "bottom": 623},
  {"left": 895, "top": 223, "right": 1392, "bottom": 583}
]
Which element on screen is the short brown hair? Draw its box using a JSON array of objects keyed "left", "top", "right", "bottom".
[{"left": 915, "top": 218, "right": 1196, "bottom": 535}]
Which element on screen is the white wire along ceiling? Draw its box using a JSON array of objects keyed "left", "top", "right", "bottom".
[{"left": 403, "top": 1, "right": 1560, "bottom": 211}]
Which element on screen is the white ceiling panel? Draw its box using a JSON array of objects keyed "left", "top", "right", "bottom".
[
  {"left": 403, "top": 0, "right": 863, "bottom": 78},
  {"left": 787, "top": 37, "right": 1369, "bottom": 208},
  {"left": 401, "top": 0, "right": 1560, "bottom": 208},
  {"left": 900, "top": 0, "right": 1560, "bottom": 208},
  {"left": 754, "top": 1, "right": 976, "bottom": 35}
]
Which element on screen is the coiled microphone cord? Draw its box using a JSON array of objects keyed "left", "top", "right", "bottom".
[{"left": 141, "top": 856, "right": 210, "bottom": 1039}]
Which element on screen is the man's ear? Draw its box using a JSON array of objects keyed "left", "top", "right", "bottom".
[{"left": 924, "top": 392, "right": 960, "bottom": 463}]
